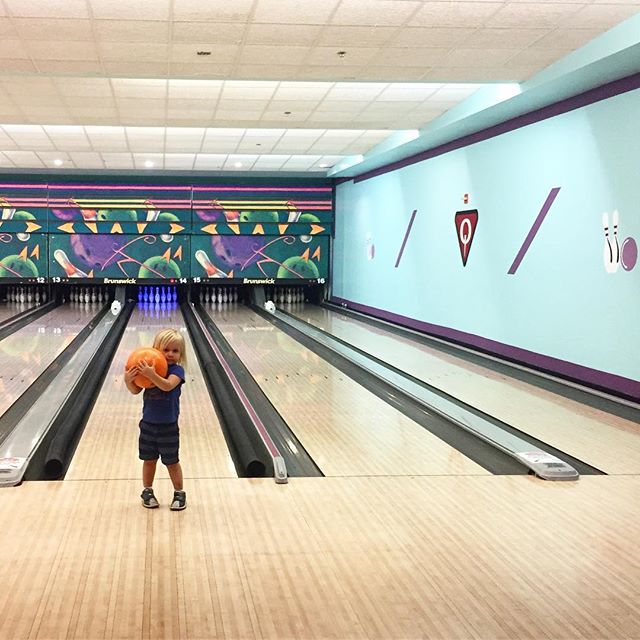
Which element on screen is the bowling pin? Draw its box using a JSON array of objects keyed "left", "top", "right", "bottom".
[
  {"left": 612, "top": 209, "right": 620, "bottom": 270},
  {"left": 54, "top": 249, "right": 89, "bottom": 278},
  {"left": 602, "top": 213, "right": 615, "bottom": 273},
  {"left": 195, "top": 249, "right": 227, "bottom": 278}
]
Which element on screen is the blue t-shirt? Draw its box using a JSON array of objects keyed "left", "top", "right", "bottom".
[{"left": 142, "top": 363, "right": 185, "bottom": 424}]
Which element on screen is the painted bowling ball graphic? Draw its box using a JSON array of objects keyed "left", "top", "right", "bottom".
[
  {"left": 621, "top": 237, "right": 637, "bottom": 271},
  {"left": 211, "top": 236, "right": 261, "bottom": 272},
  {"left": 138, "top": 255, "right": 181, "bottom": 279},
  {"left": 13, "top": 210, "right": 36, "bottom": 221},
  {"left": 71, "top": 235, "right": 127, "bottom": 270},
  {"left": 125, "top": 347, "right": 168, "bottom": 389},
  {"left": 239, "top": 210, "right": 279, "bottom": 223},
  {"left": 97, "top": 209, "right": 137, "bottom": 222},
  {"left": 0, "top": 255, "right": 39, "bottom": 278},
  {"left": 276, "top": 256, "right": 319, "bottom": 279},
  {"left": 298, "top": 213, "right": 320, "bottom": 224},
  {"left": 157, "top": 212, "right": 179, "bottom": 223}
]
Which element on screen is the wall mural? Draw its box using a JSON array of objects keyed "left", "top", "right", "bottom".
[{"left": 0, "top": 182, "right": 333, "bottom": 284}]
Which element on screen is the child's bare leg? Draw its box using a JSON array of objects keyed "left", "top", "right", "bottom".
[
  {"left": 142, "top": 459, "right": 158, "bottom": 487},
  {"left": 167, "top": 462, "right": 183, "bottom": 491}
]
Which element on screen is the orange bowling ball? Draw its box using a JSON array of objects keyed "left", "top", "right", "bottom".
[{"left": 125, "top": 347, "right": 168, "bottom": 388}]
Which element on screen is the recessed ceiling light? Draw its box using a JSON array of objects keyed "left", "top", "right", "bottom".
[
  {"left": 234, "top": 162, "right": 243, "bottom": 168},
  {"left": 144, "top": 160, "right": 154, "bottom": 168},
  {"left": 337, "top": 50, "right": 347, "bottom": 58},
  {"left": 53, "top": 159, "right": 63, "bottom": 166},
  {"left": 319, "top": 163, "right": 329, "bottom": 168}
]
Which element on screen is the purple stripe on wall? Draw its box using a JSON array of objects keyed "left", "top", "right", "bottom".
[
  {"left": 394, "top": 209, "right": 417, "bottom": 268},
  {"left": 331, "top": 296, "right": 640, "bottom": 402},
  {"left": 508, "top": 187, "right": 561, "bottom": 274},
  {"left": 351, "top": 71, "right": 640, "bottom": 184}
]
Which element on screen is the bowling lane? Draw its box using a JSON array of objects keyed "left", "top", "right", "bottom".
[
  {"left": 0, "top": 300, "right": 36, "bottom": 323},
  {"left": 293, "top": 305, "right": 640, "bottom": 475},
  {"left": 66, "top": 304, "right": 236, "bottom": 481},
  {"left": 0, "top": 303, "right": 102, "bottom": 419},
  {"left": 210, "top": 305, "right": 489, "bottom": 477}
]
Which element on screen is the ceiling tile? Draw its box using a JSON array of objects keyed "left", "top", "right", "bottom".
[
  {"left": 4, "top": 150, "right": 45, "bottom": 166},
  {"left": 163, "top": 153, "right": 196, "bottom": 170},
  {"left": 69, "top": 151, "right": 105, "bottom": 168},
  {"left": 412, "top": 2, "right": 504, "bottom": 28},
  {"left": 13, "top": 18, "right": 92, "bottom": 40},
  {"left": 306, "top": 46, "right": 378, "bottom": 66},
  {"left": 5, "top": 0, "right": 89, "bottom": 19},
  {"left": 193, "top": 154, "right": 228, "bottom": 169},
  {"left": 168, "top": 79, "right": 222, "bottom": 99},
  {"left": 253, "top": 0, "right": 340, "bottom": 24},
  {"left": 89, "top": 0, "right": 171, "bottom": 21},
  {"left": 0, "top": 39, "right": 30, "bottom": 58},
  {"left": 98, "top": 41, "right": 169, "bottom": 62},
  {"left": 36, "top": 60, "right": 103, "bottom": 73},
  {"left": 239, "top": 45, "right": 311, "bottom": 66},
  {"left": 170, "top": 43, "right": 239, "bottom": 64},
  {"left": 172, "top": 0, "right": 254, "bottom": 22},
  {"left": 101, "top": 152, "right": 134, "bottom": 169},
  {"left": 316, "top": 25, "right": 397, "bottom": 47},
  {"left": 0, "top": 17, "right": 19, "bottom": 38},
  {"left": 26, "top": 40, "right": 99, "bottom": 61},
  {"left": 462, "top": 27, "right": 549, "bottom": 49},
  {"left": 489, "top": 3, "right": 585, "bottom": 28},
  {"left": 331, "top": 0, "right": 422, "bottom": 26},
  {"left": 563, "top": 4, "right": 639, "bottom": 28},
  {"left": 111, "top": 78, "right": 167, "bottom": 98},
  {"left": 172, "top": 21, "right": 245, "bottom": 43},
  {"left": 392, "top": 27, "right": 475, "bottom": 48},
  {"left": 244, "top": 23, "right": 321, "bottom": 46},
  {"left": 94, "top": 19, "right": 170, "bottom": 43},
  {"left": 529, "top": 28, "right": 601, "bottom": 49}
]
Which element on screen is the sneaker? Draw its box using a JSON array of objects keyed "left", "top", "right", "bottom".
[
  {"left": 141, "top": 487, "right": 159, "bottom": 509},
  {"left": 170, "top": 490, "right": 186, "bottom": 511}
]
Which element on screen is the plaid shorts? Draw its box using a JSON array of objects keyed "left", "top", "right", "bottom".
[{"left": 138, "top": 420, "right": 180, "bottom": 465}]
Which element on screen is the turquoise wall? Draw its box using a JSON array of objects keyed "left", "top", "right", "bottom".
[{"left": 333, "top": 86, "right": 640, "bottom": 387}]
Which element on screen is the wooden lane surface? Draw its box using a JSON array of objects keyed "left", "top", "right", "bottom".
[
  {"left": 209, "top": 304, "right": 488, "bottom": 478},
  {"left": 0, "top": 303, "right": 101, "bottom": 419},
  {"left": 0, "top": 301, "right": 35, "bottom": 323},
  {"left": 295, "top": 305, "right": 640, "bottom": 475},
  {"left": 65, "top": 304, "right": 236, "bottom": 481},
  {"left": 0, "top": 474, "right": 639, "bottom": 639}
]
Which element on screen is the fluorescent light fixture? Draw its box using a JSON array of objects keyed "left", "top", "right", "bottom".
[
  {"left": 144, "top": 160, "right": 154, "bottom": 168},
  {"left": 234, "top": 162, "right": 243, "bottom": 168},
  {"left": 53, "top": 159, "right": 63, "bottom": 166}
]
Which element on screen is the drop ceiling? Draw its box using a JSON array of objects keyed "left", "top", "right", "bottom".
[{"left": 0, "top": 0, "right": 637, "bottom": 173}]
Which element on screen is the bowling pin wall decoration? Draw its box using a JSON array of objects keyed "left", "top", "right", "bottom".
[
  {"left": 602, "top": 210, "right": 637, "bottom": 274},
  {"left": 602, "top": 211, "right": 618, "bottom": 273}
]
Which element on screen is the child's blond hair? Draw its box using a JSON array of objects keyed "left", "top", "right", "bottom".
[{"left": 153, "top": 328, "right": 187, "bottom": 368}]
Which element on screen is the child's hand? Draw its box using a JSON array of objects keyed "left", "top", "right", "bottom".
[
  {"left": 125, "top": 366, "right": 140, "bottom": 385},
  {"left": 136, "top": 359, "right": 156, "bottom": 380}
]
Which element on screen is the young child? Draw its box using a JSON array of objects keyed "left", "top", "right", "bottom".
[{"left": 125, "top": 328, "right": 187, "bottom": 511}]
